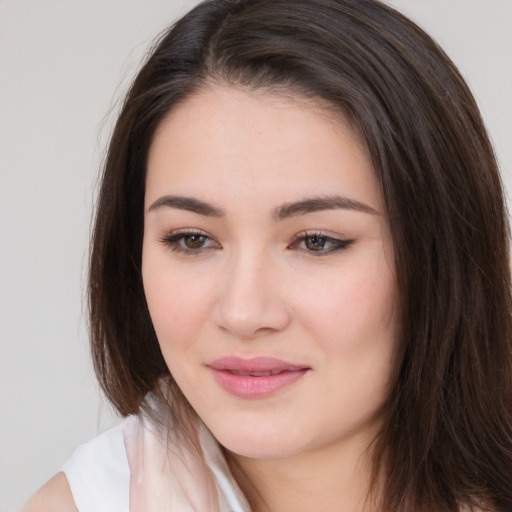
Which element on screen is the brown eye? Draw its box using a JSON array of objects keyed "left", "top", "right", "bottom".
[
  {"left": 305, "top": 236, "right": 326, "bottom": 251},
  {"left": 183, "top": 234, "right": 207, "bottom": 249},
  {"left": 290, "top": 232, "right": 354, "bottom": 255},
  {"left": 161, "top": 231, "right": 220, "bottom": 254}
]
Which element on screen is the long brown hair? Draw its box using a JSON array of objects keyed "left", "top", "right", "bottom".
[{"left": 89, "top": 1, "right": 512, "bottom": 510}]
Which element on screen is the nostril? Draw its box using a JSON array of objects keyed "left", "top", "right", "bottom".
[{"left": 213, "top": 292, "right": 291, "bottom": 338}]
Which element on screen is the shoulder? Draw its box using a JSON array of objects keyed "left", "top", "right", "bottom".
[
  {"left": 21, "top": 472, "right": 77, "bottom": 512},
  {"left": 26, "top": 419, "right": 132, "bottom": 512},
  {"left": 62, "top": 420, "right": 128, "bottom": 477},
  {"left": 61, "top": 420, "right": 130, "bottom": 511}
]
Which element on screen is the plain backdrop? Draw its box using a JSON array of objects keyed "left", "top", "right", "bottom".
[{"left": 0, "top": 1, "right": 511, "bottom": 509}]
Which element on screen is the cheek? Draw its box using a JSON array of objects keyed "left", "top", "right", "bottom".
[
  {"left": 298, "top": 257, "right": 397, "bottom": 349},
  {"left": 142, "top": 271, "right": 217, "bottom": 392},
  {"left": 306, "top": 265, "right": 397, "bottom": 416},
  {"left": 142, "top": 256, "right": 215, "bottom": 353},
  {"left": 296, "top": 255, "right": 398, "bottom": 406}
]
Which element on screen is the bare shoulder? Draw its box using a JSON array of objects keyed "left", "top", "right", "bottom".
[{"left": 21, "top": 472, "right": 77, "bottom": 512}]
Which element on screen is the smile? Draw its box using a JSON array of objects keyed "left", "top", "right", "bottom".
[{"left": 208, "top": 357, "right": 310, "bottom": 398}]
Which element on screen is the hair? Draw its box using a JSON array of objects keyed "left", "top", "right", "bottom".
[{"left": 88, "top": 1, "right": 512, "bottom": 510}]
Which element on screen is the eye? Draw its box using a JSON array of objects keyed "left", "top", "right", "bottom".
[
  {"left": 304, "top": 235, "right": 329, "bottom": 251},
  {"left": 291, "top": 232, "right": 354, "bottom": 255},
  {"left": 160, "top": 230, "right": 220, "bottom": 254},
  {"left": 181, "top": 234, "right": 208, "bottom": 249}
]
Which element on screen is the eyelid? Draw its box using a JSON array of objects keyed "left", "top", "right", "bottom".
[
  {"left": 161, "top": 227, "right": 209, "bottom": 237},
  {"left": 289, "top": 230, "right": 354, "bottom": 255},
  {"left": 160, "top": 228, "right": 221, "bottom": 253}
]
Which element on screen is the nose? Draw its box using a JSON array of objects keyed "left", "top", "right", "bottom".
[{"left": 212, "top": 251, "right": 291, "bottom": 339}]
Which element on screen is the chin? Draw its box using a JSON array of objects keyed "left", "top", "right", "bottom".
[
  {"left": 222, "top": 439, "right": 300, "bottom": 460},
  {"left": 209, "top": 422, "right": 307, "bottom": 460}
]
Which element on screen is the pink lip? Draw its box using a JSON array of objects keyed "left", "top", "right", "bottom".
[{"left": 208, "top": 356, "right": 310, "bottom": 398}]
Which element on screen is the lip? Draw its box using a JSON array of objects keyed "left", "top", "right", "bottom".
[{"left": 208, "top": 356, "right": 310, "bottom": 398}]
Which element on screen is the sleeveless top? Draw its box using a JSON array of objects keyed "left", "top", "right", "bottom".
[{"left": 61, "top": 415, "right": 251, "bottom": 512}]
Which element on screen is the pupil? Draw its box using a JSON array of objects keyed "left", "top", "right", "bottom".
[
  {"left": 307, "top": 236, "right": 325, "bottom": 250},
  {"left": 185, "top": 235, "right": 205, "bottom": 248}
]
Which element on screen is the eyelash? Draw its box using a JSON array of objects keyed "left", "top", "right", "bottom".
[
  {"left": 290, "top": 231, "right": 354, "bottom": 255},
  {"left": 160, "top": 229, "right": 220, "bottom": 254},
  {"left": 160, "top": 230, "right": 354, "bottom": 255}
]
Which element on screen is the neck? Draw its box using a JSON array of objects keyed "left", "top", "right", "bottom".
[{"left": 225, "top": 431, "right": 381, "bottom": 512}]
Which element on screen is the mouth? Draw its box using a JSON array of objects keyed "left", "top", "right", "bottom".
[
  {"left": 208, "top": 356, "right": 310, "bottom": 398},
  {"left": 226, "top": 369, "right": 287, "bottom": 377}
]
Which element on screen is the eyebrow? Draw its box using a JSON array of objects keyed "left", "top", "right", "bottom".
[
  {"left": 148, "top": 195, "right": 225, "bottom": 217},
  {"left": 147, "top": 194, "right": 378, "bottom": 218},
  {"left": 273, "top": 195, "right": 379, "bottom": 220}
]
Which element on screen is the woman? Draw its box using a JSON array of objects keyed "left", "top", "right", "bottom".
[{"left": 24, "top": 0, "right": 512, "bottom": 511}]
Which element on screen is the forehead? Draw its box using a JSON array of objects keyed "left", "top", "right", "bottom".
[{"left": 146, "top": 85, "right": 381, "bottom": 212}]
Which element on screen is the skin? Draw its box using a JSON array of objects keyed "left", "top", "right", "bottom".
[
  {"left": 142, "top": 85, "right": 398, "bottom": 512},
  {"left": 21, "top": 472, "right": 76, "bottom": 511}
]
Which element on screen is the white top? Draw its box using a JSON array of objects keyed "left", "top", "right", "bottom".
[
  {"left": 61, "top": 422, "right": 129, "bottom": 512},
  {"left": 61, "top": 416, "right": 250, "bottom": 512}
]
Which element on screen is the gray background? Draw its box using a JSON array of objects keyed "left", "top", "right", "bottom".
[{"left": 1, "top": 1, "right": 511, "bottom": 509}]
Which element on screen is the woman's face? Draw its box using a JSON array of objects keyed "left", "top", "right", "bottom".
[{"left": 142, "top": 86, "right": 397, "bottom": 460}]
